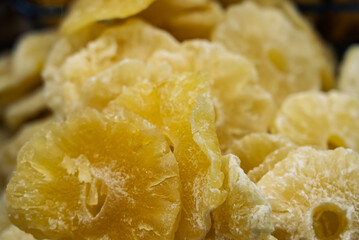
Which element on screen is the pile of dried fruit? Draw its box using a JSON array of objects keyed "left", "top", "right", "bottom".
[{"left": 1, "top": 0, "right": 359, "bottom": 239}]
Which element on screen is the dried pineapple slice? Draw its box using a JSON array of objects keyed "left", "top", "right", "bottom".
[
  {"left": 148, "top": 40, "right": 275, "bottom": 151},
  {"left": 46, "top": 19, "right": 179, "bottom": 117},
  {"left": 0, "top": 30, "right": 56, "bottom": 110},
  {"left": 60, "top": 0, "right": 155, "bottom": 34},
  {"left": 211, "top": 154, "right": 273, "bottom": 239},
  {"left": 227, "top": 133, "right": 295, "bottom": 174},
  {"left": 0, "top": 225, "right": 36, "bottom": 240},
  {"left": 4, "top": 88, "right": 48, "bottom": 129},
  {"left": 0, "top": 118, "right": 53, "bottom": 187},
  {"left": 141, "top": 0, "right": 224, "bottom": 40},
  {"left": 272, "top": 91, "right": 359, "bottom": 152},
  {"left": 0, "top": 193, "right": 10, "bottom": 233},
  {"left": 248, "top": 146, "right": 295, "bottom": 183},
  {"left": 338, "top": 45, "right": 359, "bottom": 95},
  {"left": 212, "top": 2, "right": 324, "bottom": 104},
  {"left": 6, "top": 109, "right": 181, "bottom": 240},
  {"left": 105, "top": 73, "right": 226, "bottom": 239},
  {"left": 257, "top": 147, "right": 359, "bottom": 240},
  {"left": 0, "top": 193, "right": 35, "bottom": 240}
]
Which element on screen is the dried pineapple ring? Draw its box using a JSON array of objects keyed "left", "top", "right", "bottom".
[
  {"left": 4, "top": 88, "right": 48, "bottom": 129},
  {"left": 105, "top": 73, "right": 226, "bottom": 239},
  {"left": 211, "top": 154, "right": 273, "bottom": 239},
  {"left": 148, "top": 40, "right": 275, "bottom": 151},
  {"left": 272, "top": 91, "right": 359, "bottom": 152},
  {"left": 6, "top": 109, "right": 181, "bottom": 240},
  {"left": 248, "top": 146, "right": 296, "bottom": 183},
  {"left": 338, "top": 45, "right": 359, "bottom": 95},
  {"left": 0, "top": 117, "right": 53, "bottom": 188},
  {"left": 47, "top": 19, "right": 179, "bottom": 117},
  {"left": 0, "top": 225, "right": 36, "bottom": 240},
  {"left": 227, "top": 133, "right": 295, "bottom": 175},
  {"left": 0, "top": 193, "right": 35, "bottom": 240},
  {"left": 141, "top": 0, "right": 223, "bottom": 41},
  {"left": 212, "top": 2, "right": 323, "bottom": 105},
  {"left": 0, "top": 30, "right": 56, "bottom": 109},
  {"left": 60, "top": 0, "right": 156, "bottom": 34},
  {"left": 257, "top": 147, "right": 359, "bottom": 240}
]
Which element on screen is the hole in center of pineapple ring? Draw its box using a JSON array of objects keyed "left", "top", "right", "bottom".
[
  {"left": 327, "top": 135, "right": 347, "bottom": 150},
  {"left": 312, "top": 203, "right": 348, "bottom": 239}
]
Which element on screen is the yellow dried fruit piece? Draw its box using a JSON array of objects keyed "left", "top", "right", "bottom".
[
  {"left": 0, "top": 193, "right": 10, "bottom": 233},
  {"left": 0, "top": 30, "right": 56, "bottom": 109},
  {"left": 338, "top": 45, "right": 359, "bottom": 95},
  {"left": 211, "top": 154, "right": 273, "bottom": 239},
  {"left": 248, "top": 146, "right": 295, "bottom": 183},
  {"left": 80, "top": 59, "right": 171, "bottom": 111},
  {"left": 0, "top": 225, "right": 36, "bottom": 240},
  {"left": 0, "top": 117, "right": 53, "bottom": 187},
  {"left": 6, "top": 109, "right": 181, "bottom": 240},
  {"left": 43, "top": 22, "right": 115, "bottom": 115},
  {"left": 0, "top": 193, "right": 35, "bottom": 240},
  {"left": 148, "top": 40, "right": 275, "bottom": 151},
  {"left": 257, "top": 147, "right": 359, "bottom": 240},
  {"left": 212, "top": 2, "right": 323, "bottom": 104},
  {"left": 272, "top": 91, "right": 359, "bottom": 152},
  {"left": 141, "top": 0, "right": 224, "bottom": 40},
  {"left": 47, "top": 19, "right": 179, "bottom": 117},
  {"left": 4, "top": 88, "right": 48, "bottom": 129},
  {"left": 105, "top": 73, "right": 226, "bottom": 239},
  {"left": 60, "top": 0, "right": 155, "bottom": 34},
  {"left": 227, "top": 133, "right": 295, "bottom": 174}
]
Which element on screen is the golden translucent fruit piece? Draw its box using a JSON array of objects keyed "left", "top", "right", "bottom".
[
  {"left": 338, "top": 45, "right": 359, "bottom": 95},
  {"left": 0, "top": 225, "right": 36, "bottom": 240},
  {"left": 60, "top": 0, "right": 155, "bottom": 34},
  {"left": 48, "top": 19, "right": 179, "bottom": 117},
  {"left": 227, "top": 133, "right": 296, "bottom": 182},
  {"left": 0, "top": 117, "right": 53, "bottom": 188},
  {"left": 4, "top": 88, "right": 48, "bottom": 129},
  {"left": 141, "top": 0, "right": 223, "bottom": 41},
  {"left": 212, "top": 2, "right": 323, "bottom": 105},
  {"left": 0, "top": 193, "right": 36, "bottom": 240},
  {"left": 1, "top": 30, "right": 56, "bottom": 109},
  {"left": 272, "top": 91, "right": 359, "bottom": 152},
  {"left": 212, "top": 154, "right": 274, "bottom": 239},
  {"left": 6, "top": 109, "right": 181, "bottom": 240},
  {"left": 257, "top": 147, "right": 359, "bottom": 240},
  {"left": 148, "top": 40, "right": 275, "bottom": 151},
  {"left": 105, "top": 73, "right": 226, "bottom": 239}
]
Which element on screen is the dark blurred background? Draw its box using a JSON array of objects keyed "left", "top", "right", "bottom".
[{"left": 0, "top": 0, "right": 358, "bottom": 60}]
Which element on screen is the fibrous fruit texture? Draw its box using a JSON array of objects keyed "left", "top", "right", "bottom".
[
  {"left": 257, "top": 147, "right": 359, "bottom": 240},
  {"left": 6, "top": 109, "right": 181, "bottom": 240}
]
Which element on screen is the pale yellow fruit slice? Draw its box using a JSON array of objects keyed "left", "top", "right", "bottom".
[
  {"left": 47, "top": 19, "right": 179, "bottom": 117},
  {"left": 0, "top": 193, "right": 10, "bottom": 233},
  {"left": 212, "top": 154, "right": 273, "bottom": 239},
  {"left": 257, "top": 147, "right": 359, "bottom": 240},
  {"left": 105, "top": 73, "right": 226, "bottom": 239},
  {"left": 148, "top": 40, "right": 275, "bottom": 151},
  {"left": 338, "top": 45, "right": 359, "bottom": 95},
  {"left": 272, "top": 91, "right": 359, "bottom": 152},
  {"left": 60, "top": 0, "right": 156, "bottom": 34},
  {"left": 212, "top": 2, "right": 323, "bottom": 104},
  {"left": 6, "top": 109, "right": 181, "bottom": 240},
  {"left": 4, "top": 88, "right": 48, "bottom": 129},
  {"left": 0, "top": 193, "right": 36, "bottom": 240},
  {"left": 0, "top": 225, "right": 36, "bottom": 240},
  {"left": 227, "top": 133, "right": 295, "bottom": 174},
  {"left": 141, "top": 0, "right": 224, "bottom": 40},
  {"left": 248, "top": 146, "right": 295, "bottom": 183},
  {"left": 0, "top": 118, "right": 53, "bottom": 188},
  {"left": 0, "top": 30, "right": 56, "bottom": 109}
]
